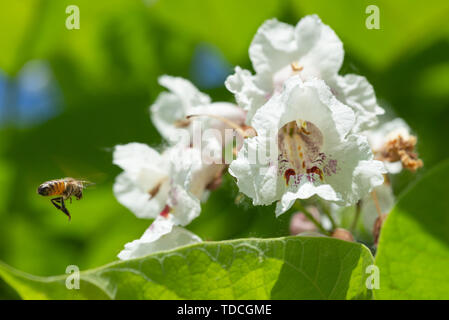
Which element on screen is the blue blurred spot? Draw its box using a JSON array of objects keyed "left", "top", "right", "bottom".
[
  {"left": 0, "top": 71, "right": 7, "bottom": 123},
  {"left": 190, "top": 44, "right": 232, "bottom": 89},
  {"left": 0, "top": 60, "right": 62, "bottom": 128}
]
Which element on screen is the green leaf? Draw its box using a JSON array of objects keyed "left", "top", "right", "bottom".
[
  {"left": 0, "top": 0, "right": 41, "bottom": 75},
  {"left": 0, "top": 0, "right": 159, "bottom": 93},
  {"left": 415, "top": 62, "right": 449, "bottom": 101},
  {"left": 148, "top": 0, "right": 283, "bottom": 63},
  {"left": 0, "top": 236, "right": 374, "bottom": 299},
  {"left": 291, "top": 0, "right": 449, "bottom": 70},
  {"left": 375, "top": 160, "right": 449, "bottom": 299}
]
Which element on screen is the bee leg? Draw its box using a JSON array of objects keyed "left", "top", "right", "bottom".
[
  {"left": 60, "top": 198, "right": 71, "bottom": 221},
  {"left": 51, "top": 197, "right": 71, "bottom": 221},
  {"left": 51, "top": 197, "right": 63, "bottom": 210}
]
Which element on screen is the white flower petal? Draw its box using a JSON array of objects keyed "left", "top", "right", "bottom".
[
  {"left": 158, "top": 75, "right": 211, "bottom": 107},
  {"left": 166, "top": 147, "right": 200, "bottom": 189},
  {"left": 293, "top": 15, "right": 343, "bottom": 80},
  {"left": 229, "top": 141, "right": 282, "bottom": 206},
  {"left": 167, "top": 184, "right": 201, "bottom": 226},
  {"left": 113, "top": 172, "right": 169, "bottom": 219},
  {"left": 324, "top": 135, "right": 386, "bottom": 205},
  {"left": 329, "top": 74, "right": 384, "bottom": 132},
  {"left": 249, "top": 15, "right": 343, "bottom": 81},
  {"left": 276, "top": 183, "right": 339, "bottom": 216},
  {"left": 158, "top": 147, "right": 204, "bottom": 225},
  {"left": 249, "top": 19, "right": 297, "bottom": 76},
  {"left": 384, "top": 161, "right": 403, "bottom": 174},
  {"left": 225, "top": 67, "right": 267, "bottom": 124},
  {"left": 113, "top": 143, "right": 167, "bottom": 177},
  {"left": 151, "top": 92, "right": 191, "bottom": 144},
  {"left": 151, "top": 76, "right": 211, "bottom": 144},
  {"left": 117, "top": 216, "right": 202, "bottom": 260}
]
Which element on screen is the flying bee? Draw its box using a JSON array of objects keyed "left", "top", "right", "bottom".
[{"left": 37, "top": 178, "right": 93, "bottom": 221}]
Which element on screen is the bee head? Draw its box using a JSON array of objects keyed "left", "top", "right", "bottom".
[{"left": 37, "top": 184, "right": 51, "bottom": 196}]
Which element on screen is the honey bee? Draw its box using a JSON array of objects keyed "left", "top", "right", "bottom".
[{"left": 37, "top": 178, "right": 93, "bottom": 221}]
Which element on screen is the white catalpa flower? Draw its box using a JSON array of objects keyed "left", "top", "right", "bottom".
[
  {"left": 118, "top": 216, "right": 202, "bottom": 260},
  {"left": 367, "top": 118, "right": 423, "bottom": 173},
  {"left": 113, "top": 142, "right": 224, "bottom": 225},
  {"left": 225, "top": 15, "right": 383, "bottom": 131},
  {"left": 229, "top": 77, "right": 385, "bottom": 216},
  {"left": 151, "top": 75, "right": 246, "bottom": 149}
]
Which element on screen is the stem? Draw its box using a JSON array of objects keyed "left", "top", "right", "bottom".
[
  {"left": 371, "top": 190, "right": 383, "bottom": 218},
  {"left": 350, "top": 201, "right": 362, "bottom": 232},
  {"left": 294, "top": 202, "right": 330, "bottom": 236},
  {"left": 319, "top": 201, "right": 337, "bottom": 231}
]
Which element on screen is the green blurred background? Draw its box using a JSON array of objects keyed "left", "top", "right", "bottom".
[{"left": 0, "top": 0, "right": 448, "bottom": 298}]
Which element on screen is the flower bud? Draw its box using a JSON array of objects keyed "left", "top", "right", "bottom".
[
  {"left": 331, "top": 228, "right": 354, "bottom": 242},
  {"left": 289, "top": 206, "right": 320, "bottom": 235}
]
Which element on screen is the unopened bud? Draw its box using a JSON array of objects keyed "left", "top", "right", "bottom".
[
  {"left": 289, "top": 206, "right": 320, "bottom": 235},
  {"left": 331, "top": 228, "right": 354, "bottom": 242}
]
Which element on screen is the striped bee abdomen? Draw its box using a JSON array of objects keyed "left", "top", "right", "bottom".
[
  {"left": 48, "top": 180, "right": 66, "bottom": 196},
  {"left": 37, "top": 180, "right": 66, "bottom": 197}
]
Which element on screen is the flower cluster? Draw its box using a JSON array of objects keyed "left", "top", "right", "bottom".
[
  {"left": 114, "top": 15, "right": 423, "bottom": 260},
  {"left": 114, "top": 76, "right": 244, "bottom": 259}
]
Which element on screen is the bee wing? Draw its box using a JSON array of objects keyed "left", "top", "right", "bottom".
[
  {"left": 62, "top": 177, "right": 96, "bottom": 189},
  {"left": 80, "top": 180, "right": 96, "bottom": 188},
  {"left": 53, "top": 156, "right": 107, "bottom": 186}
]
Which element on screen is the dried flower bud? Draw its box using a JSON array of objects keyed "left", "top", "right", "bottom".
[
  {"left": 331, "top": 228, "right": 354, "bottom": 242},
  {"left": 379, "top": 133, "right": 423, "bottom": 172}
]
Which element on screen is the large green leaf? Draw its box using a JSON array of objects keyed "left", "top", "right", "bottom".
[
  {"left": 375, "top": 160, "right": 449, "bottom": 299},
  {"left": 0, "top": 236, "right": 374, "bottom": 299}
]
